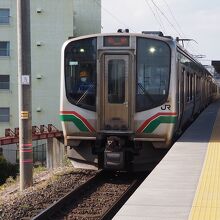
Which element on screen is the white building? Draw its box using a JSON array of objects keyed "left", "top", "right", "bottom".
[
  {"left": 0, "top": 0, "right": 101, "bottom": 163},
  {"left": 0, "top": 0, "right": 101, "bottom": 136}
]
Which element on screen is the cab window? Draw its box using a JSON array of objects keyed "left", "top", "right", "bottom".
[
  {"left": 64, "top": 38, "right": 97, "bottom": 111},
  {"left": 136, "top": 38, "right": 171, "bottom": 112}
]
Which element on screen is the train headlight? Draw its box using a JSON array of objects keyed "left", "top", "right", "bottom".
[{"left": 149, "top": 47, "right": 156, "bottom": 54}]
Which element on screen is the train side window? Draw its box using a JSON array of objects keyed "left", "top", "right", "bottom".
[
  {"left": 186, "top": 73, "right": 193, "bottom": 102},
  {"left": 196, "top": 76, "right": 201, "bottom": 96},
  {"left": 186, "top": 73, "right": 189, "bottom": 102},
  {"left": 190, "top": 74, "right": 193, "bottom": 101},
  {"left": 180, "top": 68, "right": 185, "bottom": 94}
]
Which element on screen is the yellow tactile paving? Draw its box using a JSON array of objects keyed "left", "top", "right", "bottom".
[{"left": 188, "top": 109, "right": 220, "bottom": 220}]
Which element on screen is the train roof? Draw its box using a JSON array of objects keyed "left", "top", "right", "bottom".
[
  {"left": 66, "top": 31, "right": 175, "bottom": 44},
  {"left": 65, "top": 31, "right": 212, "bottom": 77}
]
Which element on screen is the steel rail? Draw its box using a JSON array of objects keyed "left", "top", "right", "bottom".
[
  {"left": 99, "top": 173, "right": 146, "bottom": 220},
  {"left": 32, "top": 171, "right": 147, "bottom": 220},
  {"left": 32, "top": 170, "right": 104, "bottom": 220}
]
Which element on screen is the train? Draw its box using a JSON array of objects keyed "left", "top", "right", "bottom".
[{"left": 60, "top": 30, "right": 218, "bottom": 171}]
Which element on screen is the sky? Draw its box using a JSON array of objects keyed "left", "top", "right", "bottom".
[{"left": 101, "top": 0, "right": 220, "bottom": 65}]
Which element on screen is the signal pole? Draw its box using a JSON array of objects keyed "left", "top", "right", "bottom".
[{"left": 17, "top": 0, "right": 33, "bottom": 190}]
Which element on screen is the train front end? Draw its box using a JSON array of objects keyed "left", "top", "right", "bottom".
[{"left": 60, "top": 32, "right": 176, "bottom": 171}]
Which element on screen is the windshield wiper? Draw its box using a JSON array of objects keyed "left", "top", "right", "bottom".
[
  {"left": 137, "top": 83, "right": 156, "bottom": 104},
  {"left": 76, "top": 84, "right": 95, "bottom": 104}
]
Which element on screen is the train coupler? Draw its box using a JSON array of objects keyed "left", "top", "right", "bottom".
[{"left": 104, "top": 136, "right": 125, "bottom": 170}]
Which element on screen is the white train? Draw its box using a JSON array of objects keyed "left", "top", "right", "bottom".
[{"left": 60, "top": 31, "right": 218, "bottom": 171}]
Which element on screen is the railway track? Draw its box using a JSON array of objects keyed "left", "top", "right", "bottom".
[{"left": 33, "top": 171, "right": 147, "bottom": 220}]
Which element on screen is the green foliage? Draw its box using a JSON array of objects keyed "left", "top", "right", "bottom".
[
  {"left": 63, "top": 154, "right": 71, "bottom": 166},
  {"left": 33, "top": 165, "right": 47, "bottom": 174},
  {"left": 5, "top": 176, "right": 16, "bottom": 184},
  {"left": 0, "top": 156, "right": 18, "bottom": 185}
]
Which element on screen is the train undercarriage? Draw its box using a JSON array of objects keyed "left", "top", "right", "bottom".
[{"left": 67, "top": 133, "right": 168, "bottom": 172}]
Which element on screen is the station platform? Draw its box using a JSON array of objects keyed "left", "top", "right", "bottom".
[{"left": 114, "top": 99, "right": 220, "bottom": 220}]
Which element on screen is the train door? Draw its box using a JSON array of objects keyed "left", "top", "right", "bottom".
[{"left": 101, "top": 55, "right": 130, "bottom": 130}]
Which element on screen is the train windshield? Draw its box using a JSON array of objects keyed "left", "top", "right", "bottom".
[
  {"left": 64, "top": 38, "right": 97, "bottom": 111},
  {"left": 136, "top": 38, "right": 171, "bottom": 112}
]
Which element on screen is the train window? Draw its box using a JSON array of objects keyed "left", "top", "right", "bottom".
[
  {"left": 64, "top": 38, "right": 97, "bottom": 111},
  {"left": 195, "top": 76, "right": 198, "bottom": 95},
  {"left": 186, "top": 73, "right": 190, "bottom": 102},
  {"left": 180, "top": 53, "right": 191, "bottom": 66},
  {"left": 196, "top": 76, "right": 201, "bottom": 95},
  {"left": 108, "top": 59, "right": 125, "bottom": 103},
  {"left": 136, "top": 38, "right": 171, "bottom": 111},
  {"left": 190, "top": 74, "right": 193, "bottom": 101},
  {"left": 186, "top": 73, "right": 194, "bottom": 102}
]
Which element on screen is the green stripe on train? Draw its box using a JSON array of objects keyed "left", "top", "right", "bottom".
[
  {"left": 143, "top": 116, "right": 177, "bottom": 133},
  {"left": 59, "top": 114, "right": 89, "bottom": 132}
]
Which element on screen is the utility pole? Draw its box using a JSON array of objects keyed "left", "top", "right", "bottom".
[{"left": 17, "top": 0, "right": 33, "bottom": 190}]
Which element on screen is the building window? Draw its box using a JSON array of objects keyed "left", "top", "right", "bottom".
[
  {"left": 0, "top": 75, "right": 10, "bottom": 89},
  {"left": 0, "top": 9, "right": 10, "bottom": 24},
  {"left": 0, "top": 108, "right": 10, "bottom": 122},
  {"left": 0, "top": 41, "right": 10, "bottom": 56}
]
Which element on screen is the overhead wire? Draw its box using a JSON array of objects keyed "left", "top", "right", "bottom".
[
  {"left": 161, "top": 1, "right": 206, "bottom": 59},
  {"left": 144, "top": 0, "right": 166, "bottom": 33},
  {"left": 160, "top": 0, "right": 203, "bottom": 57},
  {"left": 150, "top": 0, "right": 182, "bottom": 37},
  {"left": 95, "top": 0, "right": 208, "bottom": 63},
  {"left": 147, "top": 0, "right": 204, "bottom": 60},
  {"left": 154, "top": 7, "right": 167, "bottom": 34},
  {"left": 162, "top": 0, "right": 185, "bottom": 37},
  {"left": 94, "top": 0, "right": 137, "bottom": 32}
]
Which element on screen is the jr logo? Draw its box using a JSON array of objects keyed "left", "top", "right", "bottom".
[{"left": 161, "top": 105, "right": 171, "bottom": 110}]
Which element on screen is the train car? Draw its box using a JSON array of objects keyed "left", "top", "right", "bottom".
[{"left": 60, "top": 31, "right": 217, "bottom": 171}]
